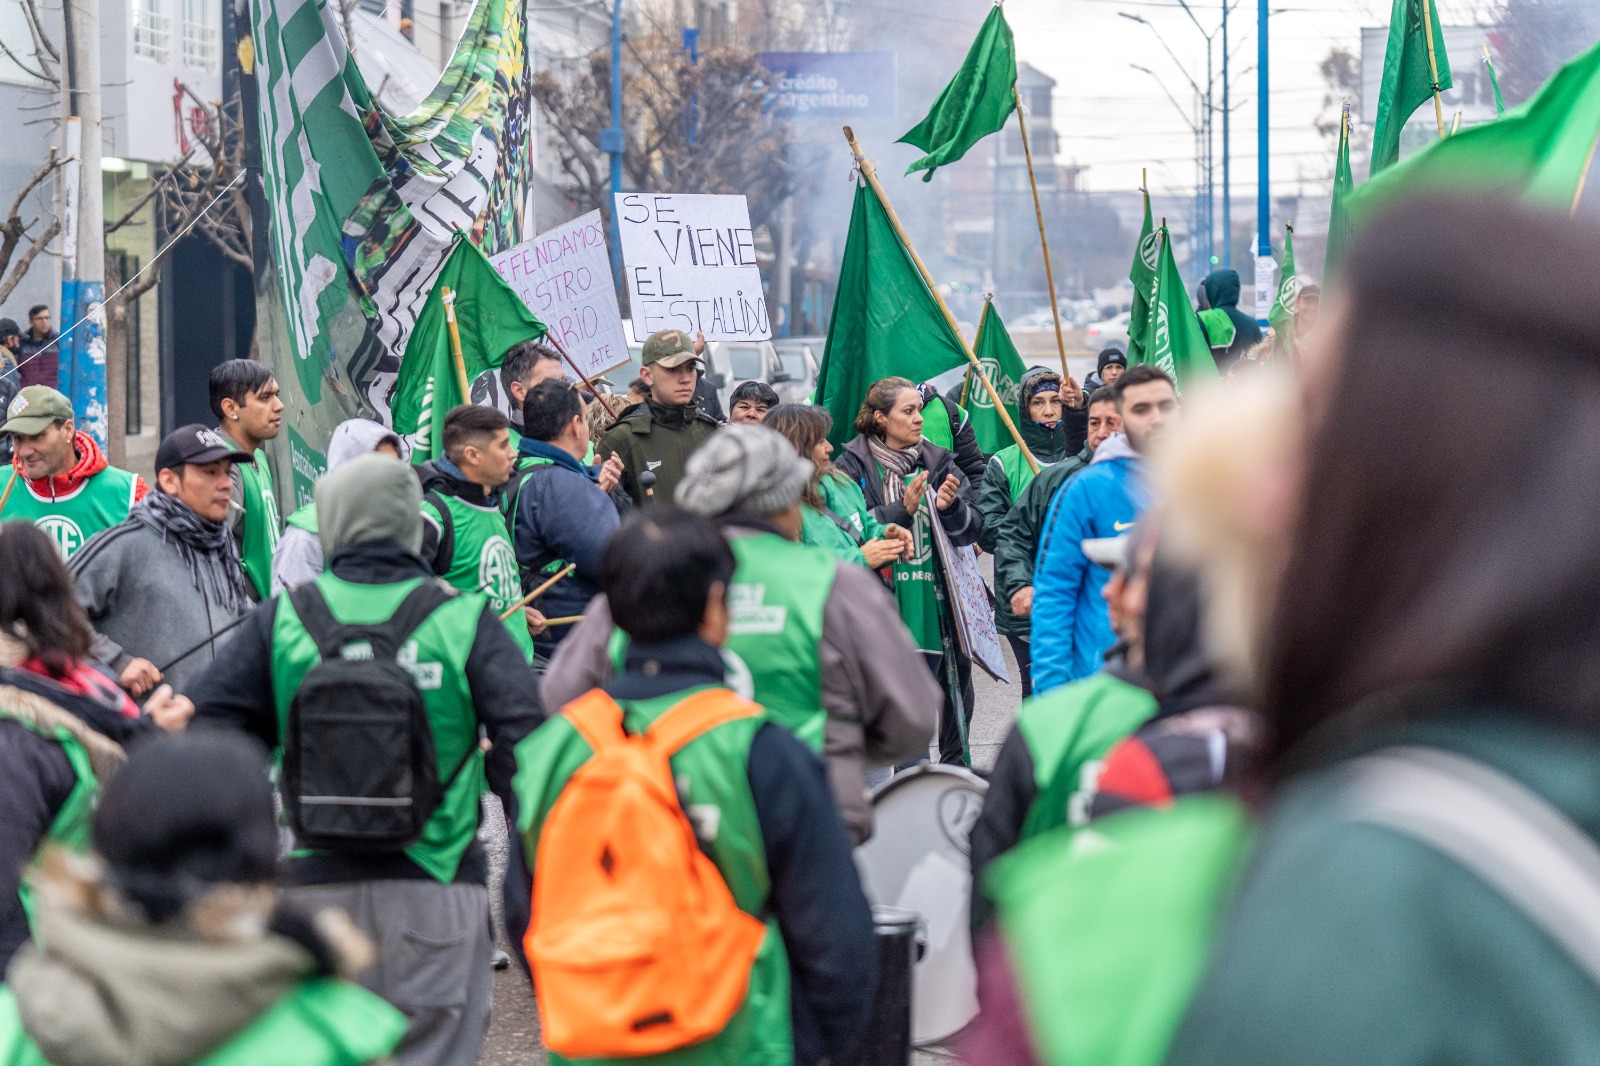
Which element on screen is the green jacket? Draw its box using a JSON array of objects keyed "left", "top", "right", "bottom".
[
  {"left": 990, "top": 445, "right": 1091, "bottom": 637},
  {"left": 596, "top": 400, "right": 719, "bottom": 507},
  {"left": 1170, "top": 708, "right": 1600, "bottom": 1066}
]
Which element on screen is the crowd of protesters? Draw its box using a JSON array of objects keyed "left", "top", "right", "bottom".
[{"left": 2, "top": 194, "right": 1599, "bottom": 1066}]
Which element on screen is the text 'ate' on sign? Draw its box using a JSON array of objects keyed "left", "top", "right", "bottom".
[
  {"left": 613, "top": 193, "right": 772, "bottom": 343},
  {"left": 489, "top": 210, "right": 632, "bottom": 380}
]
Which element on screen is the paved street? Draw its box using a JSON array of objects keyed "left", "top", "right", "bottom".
[{"left": 478, "top": 621, "right": 1025, "bottom": 1065}]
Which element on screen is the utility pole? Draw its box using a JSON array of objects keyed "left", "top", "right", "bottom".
[
  {"left": 61, "top": 0, "right": 108, "bottom": 446},
  {"left": 1254, "top": 0, "right": 1271, "bottom": 325},
  {"left": 602, "top": 0, "right": 625, "bottom": 301}
]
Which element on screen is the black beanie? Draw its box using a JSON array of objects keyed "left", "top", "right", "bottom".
[
  {"left": 1098, "top": 347, "right": 1128, "bottom": 373},
  {"left": 93, "top": 730, "right": 279, "bottom": 919}
]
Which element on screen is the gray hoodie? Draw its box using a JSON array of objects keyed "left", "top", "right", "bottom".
[
  {"left": 71, "top": 514, "right": 251, "bottom": 694},
  {"left": 271, "top": 419, "right": 402, "bottom": 593}
]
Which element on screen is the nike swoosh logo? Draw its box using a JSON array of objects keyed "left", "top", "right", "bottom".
[{"left": 1113, "top": 520, "right": 1135, "bottom": 532}]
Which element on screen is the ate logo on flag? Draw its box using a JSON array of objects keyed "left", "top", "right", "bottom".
[
  {"left": 1139, "top": 232, "right": 1161, "bottom": 272},
  {"left": 969, "top": 358, "right": 1019, "bottom": 410},
  {"left": 1151, "top": 303, "right": 1176, "bottom": 378},
  {"left": 1278, "top": 274, "right": 1297, "bottom": 306}
]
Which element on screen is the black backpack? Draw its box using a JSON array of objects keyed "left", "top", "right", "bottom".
[{"left": 281, "top": 579, "right": 470, "bottom": 853}]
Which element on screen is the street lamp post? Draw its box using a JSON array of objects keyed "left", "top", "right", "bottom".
[
  {"left": 602, "top": 0, "right": 625, "bottom": 289},
  {"left": 1256, "top": 0, "right": 1270, "bottom": 324}
]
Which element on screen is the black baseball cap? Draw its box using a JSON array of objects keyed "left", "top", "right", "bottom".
[{"left": 155, "top": 424, "right": 256, "bottom": 474}]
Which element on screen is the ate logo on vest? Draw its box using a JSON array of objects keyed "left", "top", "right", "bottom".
[
  {"left": 35, "top": 515, "right": 85, "bottom": 559},
  {"left": 478, "top": 536, "right": 521, "bottom": 610},
  {"left": 905, "top": 514, "right": 934, "bottom": 566}
]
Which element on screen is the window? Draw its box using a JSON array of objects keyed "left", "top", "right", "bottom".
[
  {"left": 132, "top": 0, "right": 170, "bottom": 63},
  {"left": 181, "top": 0, "right": 218, "bottom": 72},
  {"left": 726, "top": 345, "right": 766, "bottom": 382}
]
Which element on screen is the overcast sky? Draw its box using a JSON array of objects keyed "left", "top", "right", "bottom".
[{"left": 1005, "top": 0, "right": 1479, "bottom": 203}]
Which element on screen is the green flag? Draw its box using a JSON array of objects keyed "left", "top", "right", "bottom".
[
  {"left": 392, "top": 235, "right": 547, "bottom": 460},
  {"left": 1351, "top": 36, "right": 1600, "bottom": 222},
  {"left": 1126, "top": 185, "right": 1157, "bottom": 364},
  {"left": 1325, "top": 106, "right": 1355, "bottom": 278},
  {"left": 815, "top": 181, "right": 971, "bottom": 445},
  {"left": 967, "top": 301, "right": 1030, "bottom": 454},
  {"left": 1485, "top": 46, "right": 1506, "bottom": 116},
  {"left": 1267, "top": 224, "right": 1296, "bottom": 356},
  {"left": 898, "top": 6, "right": 1016, "bottom": 181},
  {"left": 1369, "top": 0, "right": 1453, "bottom": 175},
  {"left": 1139, "top": 226, "right": 1218, "bottom": 392}
]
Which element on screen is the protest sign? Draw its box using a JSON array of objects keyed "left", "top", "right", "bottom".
[
  {"left": 613, "top": 193, "right": 772, "bottom": 342},
  {"left": 929, "top": 513, "right": 1010, "bottom": 683},
  {"left": 489, "top": 211, "right": 631, "bottom": 379}
]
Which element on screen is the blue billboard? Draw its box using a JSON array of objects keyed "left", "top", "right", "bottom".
[{"left": 758, "top": 52, "right": 897, "bottom": 119}]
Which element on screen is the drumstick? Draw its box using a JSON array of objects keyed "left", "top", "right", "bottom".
[
  {"left": 0, "top": 470, "right": 16, "bottom": 516},
  {"left": 499, "top": 564, "right": 575, "bottom": 621},
  {"left": 539, "top": 615, "right": 583, "bottom": 627}
]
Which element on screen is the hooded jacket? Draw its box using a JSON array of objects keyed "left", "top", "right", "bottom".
[
  {"left": 1200, "top": 270, "right": 1263, "bottom": 370},
  {"left": 1, "top": 857, "right": 402, "bottom": 1066},
  {"left": 12, "top": 431, "right": 150, "bottom": 507},
  {"left": 271, "top": 420, "right": 399, "bottom": 593},
  {"left": 991, "top": 444, "right": 1093, "bottom": 639},
  {"left": 1031, "top": 434, "right": 1151, "bottom": 693},
  {"left": 510, "top": 437, "right": 628, "bottom": 625}
]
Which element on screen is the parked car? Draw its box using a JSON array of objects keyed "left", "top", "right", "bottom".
[
  {"left": 772, "top": 337, "right": 822, "bottom": 403},
  {"left": 1084, "top": 310, "right": 1131, "bottom": 353}
]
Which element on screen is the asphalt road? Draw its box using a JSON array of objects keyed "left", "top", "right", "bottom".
[{"left": 477, "top": 597, "right": 1026, "bottom": 1065}]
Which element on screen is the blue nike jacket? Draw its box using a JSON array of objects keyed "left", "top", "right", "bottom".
[{"left": 1030, "top": 434, "right": 1150, "bottom": 694}]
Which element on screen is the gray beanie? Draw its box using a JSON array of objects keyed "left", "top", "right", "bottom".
[
  {"left": 674, "top": 424, "right": 814, "bottom": 518},
  {"left": 317, "top": 452, "right": 423, "bottom": 556}
]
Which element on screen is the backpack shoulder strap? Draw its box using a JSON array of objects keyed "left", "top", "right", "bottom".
[
  {"left": 820, "top": 505, "right": 866, "bottom": 547},
  {"left": 562, "top": 689, "right": 628, "bottom": 756},
  {"left": 288, "top": 583, "right": 355, "bottom": 661},
  {"left": 648, "top": 689, "right": 760, "bottom": 757},
  {"left": 288, "top": 579, "right": 454, "bottom": 661},
  {"left": 1343, "top": 745, "right": 1600, "bottom": 990}
]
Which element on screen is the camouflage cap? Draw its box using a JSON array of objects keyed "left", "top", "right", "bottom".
[
  {"left": 0, "top": 385, "right": 74, "bottom": 436},
  {"left": 641, "top": 329, "right": 701, "bottom": 369}
]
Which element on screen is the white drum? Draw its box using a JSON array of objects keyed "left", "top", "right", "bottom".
[{"left": 853, "top": 764, "right": 987, "bottom": 1046}]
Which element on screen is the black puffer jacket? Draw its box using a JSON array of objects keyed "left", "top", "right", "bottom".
[{"left": 834, "top": 435, "right": 982, "bottom": 548}]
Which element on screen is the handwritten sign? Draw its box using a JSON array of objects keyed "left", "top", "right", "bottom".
[
  {"left": 613, "top": 192, "right": 771, "bottom": 342},
  {"left": 489, "top": 211, "right": 631, "bottom": 379},
  {"left": 929, "top": 515, "right": 1010, "bottom": 683}
]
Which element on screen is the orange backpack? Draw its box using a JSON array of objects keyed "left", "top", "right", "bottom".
[{"left": 525, "top": 688, "right": 771, "bottom": 1059}]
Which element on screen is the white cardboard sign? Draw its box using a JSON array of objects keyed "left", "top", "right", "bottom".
[
  {"left": 489, "top": 211, "right": 631, "bottom": 380},
  {"left": 612, "top": 192, "right": 771, "bottom": 342},
  {"left": 929, "top": 515, "right": 1010, "bottom": 684}
]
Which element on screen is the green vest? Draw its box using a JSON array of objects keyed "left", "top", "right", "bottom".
[
  {"left": 1016, "top": 672, "right": 1157, "bottom": 839},
  {"left": 284, "top": 502, "right": 317, "bottom": 535},
  {"left": 0, "top": 706, "right": 97, "bottom": 928},
  {"left": 726, "top": 534, "right": 834, "bottom": 753},
  {"left": 237, "top": 449, "right": 282, "bottom": 599},
  {"left": 875, "top": 463, "right": 943, "bottom": 654},
  {"left": 799, "top": 504, "right": 868, "bottom": 568},
  {"left": 0, "top": 467, "right": 139, "bottom": 560},
  {"left": 512, "top": 686, "right": 794, "bottom": 1066},
  {"left": 425, "top": 493, "right": 535, "bottom": 658},
  {"left": 1196, "top": 308, "right": 1236, "bottom": 352},
  {"left": 0, "top": 978, "right": 406, "bottom": 1066},
  {"left": 270, "top": 575, "right": 488, "bottom": 882},
  {"left": 995, "top": 444, "right": 1040, "bottom": 502},
  {"left": 988, "top": 796, "right": 1252, "bottom": 1066},
  {"left": 817, "top": 472, "right": 885, "bottom": 543},
  {"left": 921, "top": 397, "right": 955, "bottom": 451}
]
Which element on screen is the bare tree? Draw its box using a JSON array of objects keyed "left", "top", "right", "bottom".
[
  {"left": 0, "top": 149, "right": 68, "bottom": 304},
  {"left": 530, "top": 26, "right": 797, "bottom": 234}
]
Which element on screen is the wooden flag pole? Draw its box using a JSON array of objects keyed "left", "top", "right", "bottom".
[
  {"left": 1421, "top": 0, "right": 1445, "bottom": 138},
  {"left": 539, "top": 330, "right": 621, "bottom": 421},
  {"left": 1012, "top": 84, "right": 1079, "bottom": 399},
  {"left": 441, "top": 288, "right": 473, "bottom": 402},
  {"left": 0, "top": 471, "right": 16, "bottom": 517},
  {"left": 499, "top": 563, "right": 576, "bottom": 621},
  {"left": 843, "top": 125, "right": 1039, "bottom": 474}
]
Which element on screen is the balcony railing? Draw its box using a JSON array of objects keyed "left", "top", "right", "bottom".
[
  {"left": 132, "top": 6, "right": 171, "bottom": 63},
  {"left": 181, "top": 19, "right": 218, "bottom": 73}
]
